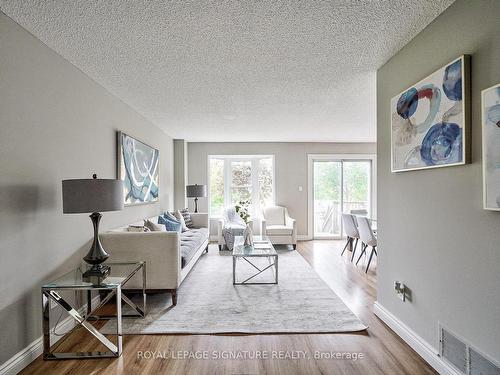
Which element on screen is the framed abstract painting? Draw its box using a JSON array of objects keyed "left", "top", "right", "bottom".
[
  {"left": 482, "top": 83, "right": 500, "bottom": 211},
  {"left": 117, "top": 131, "right": 159, "bottom": 205},
  {"left": 391, "top": 55, "right": 470, "bottom": 172}
]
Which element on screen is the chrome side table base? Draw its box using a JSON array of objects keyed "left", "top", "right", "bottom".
[{"left": 41, "top": 262, "right": 146, "bottom": 360}]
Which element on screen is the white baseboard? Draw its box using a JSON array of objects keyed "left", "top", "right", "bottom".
[
  {"left": 373, "top": 302, "right": 462, "bottom": 375},
  {"left": 0, "top": 295, "right": 101, "bottom": 375}
]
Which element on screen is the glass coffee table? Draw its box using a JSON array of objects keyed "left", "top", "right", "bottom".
[
  {"left": 41, "top": 261, "right": 146, "bottom": 360},
  {"left": 232, "top": 236, "right": 278, "bottom": 285}
]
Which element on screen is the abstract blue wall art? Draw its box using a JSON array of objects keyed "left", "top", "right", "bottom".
[
  {"left": 391, "top": 56, "right": 470, "bottom": 172},
  {"left": 117, "top": 132, "right": 159, "bottom": 205},
  {"left": 420, "top": 122, "right": 462, "bottom": 166},
  {"left": 482, "top": 83, "right": 500, "bottom": 211}
]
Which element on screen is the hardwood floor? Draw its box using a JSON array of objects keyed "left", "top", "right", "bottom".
[{"left": 22, "top": 240, "right": 437, "bottom": 375}]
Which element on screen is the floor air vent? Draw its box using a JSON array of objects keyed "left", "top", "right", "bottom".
[
  {"left": 440, "top": 325, "right": 500, "bottom": 375},
  {"left": 440, "top": 327, "right": 467, "bottom": 373},
  {"left": 469, "top": 348, "right": 500, "bottom": 375}
]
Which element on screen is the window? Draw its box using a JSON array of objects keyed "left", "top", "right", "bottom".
[
  {"left": 209, "top": 158, "right": 225, "bottom": 217},
  {"left": 209, "top": 155, "right": 274, "bottom": 217},
  {"left": 230, "top": 160, "right": 252, "bottom": 205}
]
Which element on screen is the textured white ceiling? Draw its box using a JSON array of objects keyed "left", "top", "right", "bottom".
[{"left": 0, "top": 0, "right": 454, "bottom": 142}]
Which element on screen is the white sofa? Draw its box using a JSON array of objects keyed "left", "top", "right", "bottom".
[
  {"left": 100, "top": 213, "right": 209, "bottom": 305},
  {"left": 261, "top": 206, "right": 297, "bottom": 249}
]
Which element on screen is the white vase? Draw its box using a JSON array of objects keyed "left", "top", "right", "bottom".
[{"left": 243, "top": 223, "right": 253, "bottom": 246}]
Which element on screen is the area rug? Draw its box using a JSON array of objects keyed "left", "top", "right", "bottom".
[{"left": 101, "top": 248, "right": 367, "bottom": 334}]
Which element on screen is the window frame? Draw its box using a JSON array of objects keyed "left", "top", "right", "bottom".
[{"left": 208, "top": 155, "right": 275, "bottom": 218}]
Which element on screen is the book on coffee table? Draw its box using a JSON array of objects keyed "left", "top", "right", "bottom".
[{"left": 254, "top": 243, "right": 272, "bottom": 249}]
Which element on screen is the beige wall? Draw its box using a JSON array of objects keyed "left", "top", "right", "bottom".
[
  {"left": 187, "top": 142, "right": 376, "bottom": 236},
  {"left": 377, "top": 0, "right": 500, "bottom": 363},
  {"left": 0, "top": 12, "right": 174, "bottom": 365}
]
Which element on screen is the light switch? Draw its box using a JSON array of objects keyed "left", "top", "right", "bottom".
[{"left": 298, "top": 186, "right": 303, "bottom": 192}]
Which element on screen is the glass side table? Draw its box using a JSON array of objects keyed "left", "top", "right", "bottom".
[{"left": 41, "top": 261, "right": 146, "bottom": 360}]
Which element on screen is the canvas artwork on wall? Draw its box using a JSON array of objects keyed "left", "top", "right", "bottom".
[
  {"left": 117, "top": 132, "right": 159, "bottom": 205},
  {"left": 482, "top": 83, "right": 500, "bottom": 211},
  {"left": 391, "top": 55, "right": 469, "bottom": 172}
]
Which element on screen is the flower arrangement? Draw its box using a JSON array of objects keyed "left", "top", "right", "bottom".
[{"left": 235, "top": 200, "right": 251, "bottom": 224}]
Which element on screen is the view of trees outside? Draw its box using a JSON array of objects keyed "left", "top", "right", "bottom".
[
  {"left": 209, "top": 157, "right": 274, "bottom": 217},
  {"left": 259, "top": 158, "right": 273, "bottom": 208},
  {"left": 231, "top": 161, "right": 252, "bottom": 205},
  {"left": 343, "top": 161, "right": 370, "bottom": 206},
  {"left": 210, "top": 158, "right": 224, "bottom": 217},
  {"left": 314, "top": 160, "right": 370, "bottom": 236}
]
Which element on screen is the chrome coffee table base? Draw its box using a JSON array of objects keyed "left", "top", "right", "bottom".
[
  {"left": 233, "top": 255, "right": 278, "bottom": 285},
  {"left": 232, "top": 236, "right": 279, "bottom": 285}
]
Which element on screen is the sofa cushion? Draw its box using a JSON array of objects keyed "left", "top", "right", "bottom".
[
  {"left": 266, "top": 224, "right": 292, "bottom": 235},
  {"left": 180, "top": 228, "right": 208, "bottom": 268},
  {"left": 264, "top": 206, "right": 285, "bottom": 226}
]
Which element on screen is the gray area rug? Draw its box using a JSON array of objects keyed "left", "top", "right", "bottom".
[{"left": 101, "top": 249, "right": 367, "bottom": 334}]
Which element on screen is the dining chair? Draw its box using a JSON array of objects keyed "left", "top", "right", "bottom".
[
  {"left": 350, "top": 209, "right": 368, "bottom": 216},
  {"left": 341, "top": 213, "right": 360, "bottom": 261},
  {"left": 356, "top": 216, "right": 378, "bottom": 273}
]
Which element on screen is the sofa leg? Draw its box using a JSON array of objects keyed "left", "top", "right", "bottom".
[
  {"left": 204, "top": 245, "right": 209, "bottom": 254},
  {"left": 293, "top": 244, "right": 297, "bottom": 250},
  {"left": 218, "top": 245, "right": 222, "bottom": 251},
  {"left": 171, "top": 289, "right": 177, "bottom": 306}
]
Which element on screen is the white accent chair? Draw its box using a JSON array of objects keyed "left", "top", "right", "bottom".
[
  {"left": 261, "top": 206, "right": 297, "bottom": 249},
  {"left": 341, "top": 213, "right": 360, "bottom": 261},
  {"left": 356, "top": 216, "right": 378, "bottom": 273},
  {"left": 217, "top": 207, "right": 247, "bottom": 250}
]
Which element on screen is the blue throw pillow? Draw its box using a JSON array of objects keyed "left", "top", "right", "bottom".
[
  {"left": 158, "top": 215, "right": 181, "bottom": 233},
  {"left": 164, "top": 212, "right": 178, "bottom": 222}
]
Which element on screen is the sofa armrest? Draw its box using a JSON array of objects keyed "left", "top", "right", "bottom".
[
  {"left": 100, "top": 231, "right": 181, "bottom": 289},
  {"left": 284, "top": 210, "right": 297, "bottom": 244},
  {"left": 190, "top": 212, "right": 208, "bottom": 228},
  {"left": 217, "top": 218, "right": 224, "bottom": 245}
]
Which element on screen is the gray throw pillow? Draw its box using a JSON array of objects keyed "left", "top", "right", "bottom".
[
  {"left": 144, "top": 219, "right": 166, "bottom": 232},
  {"left": 179, "top": 208, "right": 194, "bottom": 228},
  {"left": 174, "top": 210, "right": 189, "bottom": 232},
  {"left": 128, "top": 225, "right": 150, "bottom": 232}
]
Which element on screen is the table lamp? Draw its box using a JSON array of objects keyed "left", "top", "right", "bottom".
[
  {"left": 62, "top": 174, "right": 123, "bottom": 277},
  {"left": 186, "top": 184, "right": 207, "bottom": 213}
]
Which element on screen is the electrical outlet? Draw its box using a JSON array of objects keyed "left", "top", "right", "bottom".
[{"left": 394, "top": 281, "right": 406, "bottom": 301}]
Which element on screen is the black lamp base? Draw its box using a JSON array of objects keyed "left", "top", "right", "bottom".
[
  {"left": 83, "top": 264, "right": 111, "bottom": 278},
  {"left": 82, "top": 212, "right": 110, "bottom": 276}
]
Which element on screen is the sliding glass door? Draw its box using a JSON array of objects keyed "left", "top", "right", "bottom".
[
  {"left": 312, "top": 158, "right": 372, "bottom": 239},
  {"left": 313, "top": 161, "right": 342, "bottom": 237}
]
